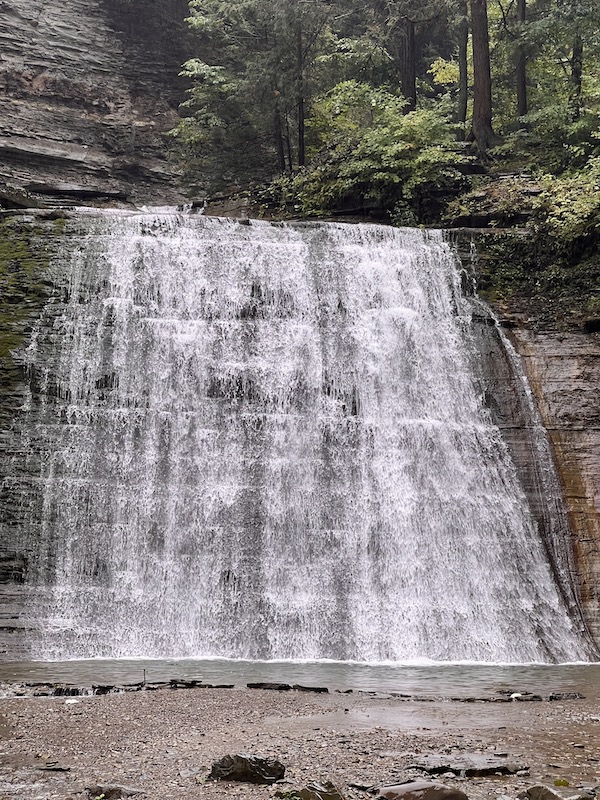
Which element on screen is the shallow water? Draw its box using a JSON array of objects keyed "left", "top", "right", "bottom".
[{"left": 1, "top": 659, "right": 599, "bottom": 698}]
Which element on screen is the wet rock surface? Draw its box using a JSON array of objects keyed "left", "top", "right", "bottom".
[
  {"left": 510, "top": 329, "right": 600, "bottom": 649},
  {"left": 0, "top": 686, "right": 599, "bottom": 800},
  {"left": 517, "top": 786, "right": 595, "bottom": 800},
  {"left": 85, "top": 785, "right": 146, "bottom": 799}
]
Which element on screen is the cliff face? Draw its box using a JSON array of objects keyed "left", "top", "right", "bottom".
[
  {"left": 0, "top": 0, "right": 189, "bottom": 204},
  {"left": 510, "top": 331, "right": 600, "bottom": 643}
]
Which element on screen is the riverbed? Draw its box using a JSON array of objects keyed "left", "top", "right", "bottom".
[{"left": 1, "top": 679, "right": 599, "bottom": 799}]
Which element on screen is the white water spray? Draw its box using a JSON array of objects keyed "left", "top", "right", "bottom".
[{"left": 16, "top": 213, "right": 588, "bottom": 662}]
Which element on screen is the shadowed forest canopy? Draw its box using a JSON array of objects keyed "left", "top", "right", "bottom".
[{"left": 171, "top": 0, "right": 599, "bottom": 229}]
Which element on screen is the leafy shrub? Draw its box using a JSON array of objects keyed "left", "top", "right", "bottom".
[
  {"left": 280, "top": 81, "right": 466, "bottom": 220},
  {"left": 532, "top": 157, "right": 600, "bottom": 244}
]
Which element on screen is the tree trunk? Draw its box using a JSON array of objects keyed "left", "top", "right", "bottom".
[
  {"left": 399, "top": 16, "right": 417, "bottom": 112},
  {"left": 569, "top": 32, "right": 583, "bottom": 122},
  {"left": 285, "top": 114, "right": 293, "bottom": 172},
  {"left": 469, "top": 0, "right": 498, "bottom": 152},
  {"left": 297, "top": 24, "right": 306, "bottom": 167},
  {"left": 274, "top": 101, "right": 286, "bottom": 174},
  {"left": 516, "top": 0, "right": 528, "bottom": 120},
  {"left": 456, "top": 0, "right": 469, "bottom": 131}
]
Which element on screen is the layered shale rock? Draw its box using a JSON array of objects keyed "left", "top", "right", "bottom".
[
  {"left": 0, "top": 0, "right": 189, "bottom": 204},
  {"left": 510, "top": 330, "right": 600, "bottom": 645}
]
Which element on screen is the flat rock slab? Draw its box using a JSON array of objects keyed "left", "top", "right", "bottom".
[
  {"left": 409, "top": 753, "right": 528, "bottom": 776},
  {"left": 378, "top": 781, "right": 469, "bottom": 800},
  {"left": 24, "top": 182, "right": 128, "bottom": 200},
  {"left": 248, "top": 682, "right": 293, "bottom": 691}
]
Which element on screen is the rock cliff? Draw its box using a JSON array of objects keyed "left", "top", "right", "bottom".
[
  {"left": 0, "top": 0, "right": 189, "bottom": 204},
  {"left": 510, "top": 330, "right": 600, "bottom": 644}
]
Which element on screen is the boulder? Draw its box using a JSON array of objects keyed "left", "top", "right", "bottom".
[
  {"left": 209, "top": 753, "right": 285, "bottom": 785},
  {"left": 378, "top": 781, "right": 469, "bottom": 800}
]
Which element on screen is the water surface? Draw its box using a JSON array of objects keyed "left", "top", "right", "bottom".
[{"left": 2, "top": 659, "right": 598, "bottom": 699}]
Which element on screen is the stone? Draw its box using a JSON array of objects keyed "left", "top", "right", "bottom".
[
  {"left": 510, "top": 329, "right": 600, "bottom": 650},
  {"left": 0, "top": 187, "right": 41, "bottom": 209},
  {"left": 23, "top": 182, "right": 128, "bottom": 200},
  {"left": 378, "top": 781, "right": 469, "bottom": 800},
  {"left": 37, "top": 760, "right": 71, "bottom": 771},
  {"left": 85, "top": 785, "right": 145, "bottom": 799},
  {"left": 209, "top": 754, "right": 286, "bottom": 785},
  {"left": 548, "top": 692, "right": 585, "bottom": 701},
  {"left": 247, "top": 682, "right": 292, "bottom": 691},
  {"left": 276, "top": 781, "right": 346, "bottom": 800},
  {"left": 409, "top": 754, "right": 528, "bottom": 777},
  {"left": 517, "top": 785, "right": 594, "bottom": 800}
]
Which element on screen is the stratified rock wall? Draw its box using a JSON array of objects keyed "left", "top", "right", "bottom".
[
  {"left": 469, "top": 313, "right": 597, "bottom": 650},
  {"left": 510, "top": 331, "right": 600, "bottom": 644},
  {"left": 0, "top": 0, "right": 189, "bottom": 203}
]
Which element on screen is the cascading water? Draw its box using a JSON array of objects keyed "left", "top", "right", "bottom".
[{"left": 6, "top": 212, "right": 590, "bottom": 662}]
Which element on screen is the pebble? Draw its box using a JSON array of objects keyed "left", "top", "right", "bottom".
[{"left": 0, "top": 688, "right": 599, "bottom": 800}]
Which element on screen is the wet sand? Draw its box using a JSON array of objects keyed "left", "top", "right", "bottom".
[{"left": 1, "top": 686, "right": 599, "bottom": 800}]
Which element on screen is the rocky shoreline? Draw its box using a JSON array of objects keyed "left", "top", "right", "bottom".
[{"left": 1, "top": 683, "right": 599, "bottom": 800}]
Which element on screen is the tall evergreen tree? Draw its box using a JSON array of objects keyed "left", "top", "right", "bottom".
[{"left": 469, "top": 0, "right": 498, "bottom": 151}]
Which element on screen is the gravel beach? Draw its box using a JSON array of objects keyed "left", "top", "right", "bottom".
[{"left": 1, "top": 685, "right": 599, "bottom": 800}]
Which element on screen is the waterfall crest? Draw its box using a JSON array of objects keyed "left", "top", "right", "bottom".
[{"left": 10, "top": 213, "right": 589, "bottom": 662}]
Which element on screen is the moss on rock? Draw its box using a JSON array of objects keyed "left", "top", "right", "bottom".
[{"left": 0, "top": 217, "right": 62, "bottom": 424}]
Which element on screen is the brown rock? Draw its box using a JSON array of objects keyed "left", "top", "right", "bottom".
[
  {"left": 511, "top": 330, "right": 600, "bottom": 650},
  {"left": 378, "top": 781, "right": 469, "bottom": 800}
]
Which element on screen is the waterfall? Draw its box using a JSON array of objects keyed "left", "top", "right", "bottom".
[{"left": 6, "top": 212, "right": 590, "bottom": 662}]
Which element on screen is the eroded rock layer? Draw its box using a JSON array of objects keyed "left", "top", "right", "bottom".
[
  {"left": 0, "top": 0, "right": 189, "bottom": 204},
  {"left": 510, "top": 331, "right": 600, "bottom": 642}
]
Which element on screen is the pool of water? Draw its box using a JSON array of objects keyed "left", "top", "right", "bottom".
[{"left": 1, "top": 659, "right": 599, "bottom": 698}]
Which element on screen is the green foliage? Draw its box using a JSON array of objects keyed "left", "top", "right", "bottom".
[
  {"left": 171, "top": 0, "right": 350, "bottom": 191},
  {"left": 475, "top": 228, "right": 600, "bottom": 330},
  {"left": 171, "top": 56, "right": 269, "bottom": 191},
  {"left": 428, "top": 57, "right": 460, "bottom": 88},
  {"left": 532, "top": 157, "right": 600, "bottom": 243},
  {"left": 446, "top": 157, "right": 600, "bottom": 329},
  {"left": 277, "top": 81, "right": 466, "bottom": 218},
  {"left": 488, "top": 105, "right": 600, "bottom": 174},
  {"left": 489, "top": 0, "right": 600, "bottom": 164},
  {"left": 172, "top": 0, "right": 600, "bottom": 240}
]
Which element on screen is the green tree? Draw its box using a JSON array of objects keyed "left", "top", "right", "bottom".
[
  {"left": 172, "top": 0, "right": 348, "bottom": 190},
  {"left": 284, "top": 80, "right": 466, "bottom": 218},
  {"left": 489, "top": 0, "right": 600, "bottom": 170}
]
